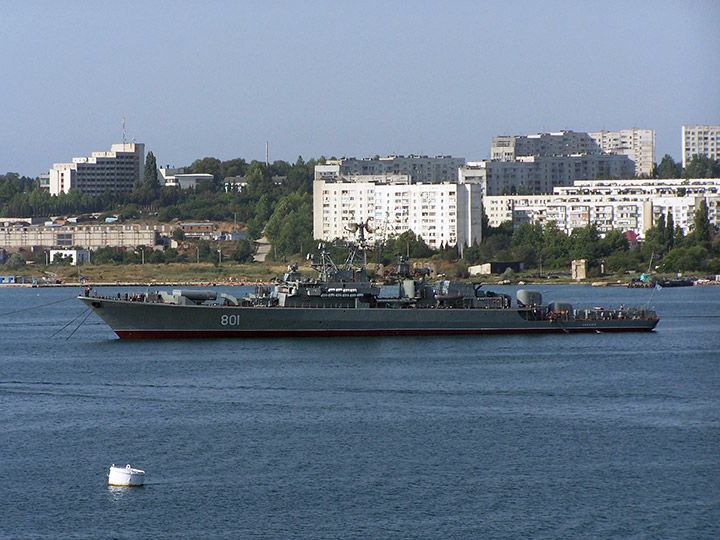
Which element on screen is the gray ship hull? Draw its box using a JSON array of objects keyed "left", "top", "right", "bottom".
[{"left": 79, "top": 296, "right": 659, "bottom": 339}]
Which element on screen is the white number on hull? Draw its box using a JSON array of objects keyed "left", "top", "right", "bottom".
[{"left": 221, "top": 314, "right": 241, "bottom": 326}]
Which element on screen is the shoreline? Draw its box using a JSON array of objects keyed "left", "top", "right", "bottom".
[{"left": 3, "top": 279, "right": 718, "bottom": 289}]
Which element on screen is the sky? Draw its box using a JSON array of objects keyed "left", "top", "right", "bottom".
[{"left": 2, "top": 0, "right": 719, "bottom": 176}]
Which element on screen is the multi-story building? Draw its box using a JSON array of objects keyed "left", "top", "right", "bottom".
[
  {"left": 0, "top": 222, "right": 171, "bottom": 249},
  {"left": 459, "top": 153, "right": 635, "bottom": 196},
  {"left": 471, "top": 131, "right": 636, "bottom": 195},
  {"left": 159, "top": 167, "right": 215, "bottom": 189},
  {"left": 313, "top": 178, "right": 482, "bottom": 250},
  {"left": 314, "top": 155, "right": 465, "bottom": 184},
  {"left": 483, "top": 178, "right": 720, "bottom": 238},
  {"left": 49, "top": 143, "right": 144, "bottom": 196},
  {"left": 491, "top": 131, "right": 601, "bottom": 160},
  {"left": 588, "top": 128, "right": 655, "bottom": 177},
  {"left": 682, "top": 125, "right": 720, "bottom": 168}
]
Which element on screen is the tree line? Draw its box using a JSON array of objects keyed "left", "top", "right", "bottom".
[{"left": 463, "top": 198, "right": 718, "bottom": 275}]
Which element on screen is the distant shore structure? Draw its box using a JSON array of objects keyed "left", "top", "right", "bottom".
[
  {"left": 588, "top": 128, "right": 655, "bottom": 177},
  {"left": 682, "top": 125, "right": 720, "bottom": 168},
  {"left": 49, "top": 143, "right": 144, "bottom": 196},
  {"left": 463, "top": 130, "right": 637, "bottom": 196}
]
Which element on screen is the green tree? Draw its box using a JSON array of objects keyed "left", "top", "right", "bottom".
[
  {"left": 644, "top": 214, "right": 670, "bottom": 256},
  {"left": 51, "top": 252, "right": 72, "bottom": 265},
  {"left": 568, "top": 224, "right": 600, "bottom": 262},
  {"left": 5, "top": 252, "right": 26, "bottom": 269},
  {"left": 172, "top": 228, "right": 185, "bottom": 242},
  {"left": 598, "top": 229, "right": 629, "bottom": 257},
  {"left": 159, "top": 205, "right": 182, "bottom": 222},
  {"left": 385, "top": 230, "right": 434, "bottom": 259},
  {"left": 245, "top": 163, "right": 273, "bottom": 198},
  {"left": 232, "top": 239, "right": 254, "bottom": 263},
  {"left": 194, "top": 239, "right": 213, "bottom": 262},
  {"left": 654, "top": 155, "right": 682, "bottom": 178},
  {"left": 245, "top": 217, "right": 263, "bottom": 242},
  {"left": 689, "top": 199, "right": 712, "bottom": 249},
  {"left": 221, "top": 158, "right": 247, "bottom": 178},
  {"left": 541, "top": 222, "right": 570, "bottom": 268},
  {"left": 254, "top": 194, "right": 273, "bottom": 222},
  {"left": 683, "top": 155, "right": 720, "bottom": 179},
  {"left": 666, "top": 212, "right": 675, "bottom": 250},
  {"left": 287, "top": 156, "right": 312, "bottom": 192},
  {"left": 190, "top": 157, "right": 222, "bottom": 186},
  {"left": 143, "top": 151, "right": 159, "bottom": 189},
  {"left": 661, "top": 246, "right": 709, "bottom": 272},
  {"left": 265, "top": 192, "right": 313, "bottom": 258},
  {"left": 511, "top": 222, "right": 544, "bottom": 253}
]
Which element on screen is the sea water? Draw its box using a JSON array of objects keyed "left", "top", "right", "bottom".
[{"left": 0, "top": 284, "right": 718, "bottom": 539}]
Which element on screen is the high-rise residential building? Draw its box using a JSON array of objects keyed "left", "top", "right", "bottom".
[
  {"left": 313, "top": 178, "right": 482, "bottom": 250},
  {"left": 491, "top": 131, "right": 601, "bottom": 160},
  {"left": 682, "top": 125, "right": 720, "bottom": 168},
  {"left": 459, "top": 154, "right": 635, "bottom": 196},
  {"left": 475, "top": 131, "right": 636, "bottom": 195},
  {"left": 314, "top": 155, "right": 465, "bottom": 184},
  {"left": 48, "top": 143, "right": 145, "bottom": 196},
  {"left": 588, "top": 128, "right": 655, "bottom": 177}
]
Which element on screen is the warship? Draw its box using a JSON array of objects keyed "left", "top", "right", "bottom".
[{"left": 79, "top": 222, "right": 659, "bottom": 339}]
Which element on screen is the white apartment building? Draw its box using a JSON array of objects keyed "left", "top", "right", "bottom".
[
  {"left": 682, "top": 125, "right": 720, "bottom": 168},
  {"left": 313, "top": 179, "right": 482, "bottom": 250},
  {"left": 314, "top": 155, "right": 465, "bottom": 184},
  {"left": 49, "top": 143, "right": 144, "bottom": 196},
  {"left": 491, "top": 131, "right": 601, "bottom": 160},
  {"left": 588, "top": 128, "right": 655, "bottom": 177},
  {"left": 159, "top": 167, "right": 215, "bottom": 189},
  {"left": 459, "top": 153, "right": 636, "bottom": 196},
  {"left": 483, "top": 178, "right": 720, "bottom": 238},
  {"left": 49, "top": 248, "right": 90, "bottom": 265}
]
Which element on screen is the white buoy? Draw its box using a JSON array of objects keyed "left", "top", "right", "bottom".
[{"left": 108, "top": 464, "right": 145, "bottom": 487}]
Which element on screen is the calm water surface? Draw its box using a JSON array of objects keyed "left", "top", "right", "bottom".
[{"left": 1, "top": 284, "right": 718, "bottom": 539}]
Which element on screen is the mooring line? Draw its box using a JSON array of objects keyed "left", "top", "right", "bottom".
[
  {"left": 0, "top": 295, "right": 78, "bottom": 317},
  {"left": 65, "top": 309, "right": 94, "bottom": 340},
  {"left": 50, "top": 306, "right": 91, "bottom": 338}
]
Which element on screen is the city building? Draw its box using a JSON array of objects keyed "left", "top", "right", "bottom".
[
  {"left": 0, "top": 222, "right": 171, "bottom": 249},
  {"left": 490, "top": 131, "right": 602, "bottom": 160},
  {"left": 178, "top": 222, "right": 216, "bottom": 239},
  {"left": 483, "top": 178, "right": 720, "bottom": 238},
  {"left": 49, "top": 143, "right": 144, "bottom": 196},
  {"left": 469, "top": 131, "right": 636, "bottom": 195},
  {"left": 222, "top": 176, "right": 247, "bottom": 192},
  {"left": 682, "top": 125, "right": 720, "bottom": 168},
  {"left": 159, "top": 168, "right": 215, "bottom": 189},
  {"left": 38, "top": 173, "right": 50, "bottom": 192},
  {"left": 588, "top": 128, "right": 655, "bottom": 177},
  {"left": 314, "top": 155, "right": 465, "bottom": 184},
  {"left": 459, "top": 153, "right": 635, "bottom": 196},
  {"left": 49, "top": 248, "right": 90, "bottom": 265},
  {"left": 313, "top": 178, "right": 482, "bottom": 250}
]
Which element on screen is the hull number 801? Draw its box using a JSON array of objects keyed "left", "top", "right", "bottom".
[{"left": 221, "top": 314, "right": 242, "bottom": 326}]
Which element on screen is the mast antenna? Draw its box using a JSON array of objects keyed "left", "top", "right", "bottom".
[{"left": 122, "top": 117, "right": 126, "bottom": 148}]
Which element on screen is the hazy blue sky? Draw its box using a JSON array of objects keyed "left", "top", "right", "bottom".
[{"left": 3, "top": 0, "right": 719, "bottom": 176}]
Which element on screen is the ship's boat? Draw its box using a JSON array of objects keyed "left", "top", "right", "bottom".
[{"left": 79, "top": 222, "right": 659, "bottom": 339}]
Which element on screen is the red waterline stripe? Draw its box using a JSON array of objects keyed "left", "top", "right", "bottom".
[{"left": 115, "top": 326, "right": 656, "bottom": 339}]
